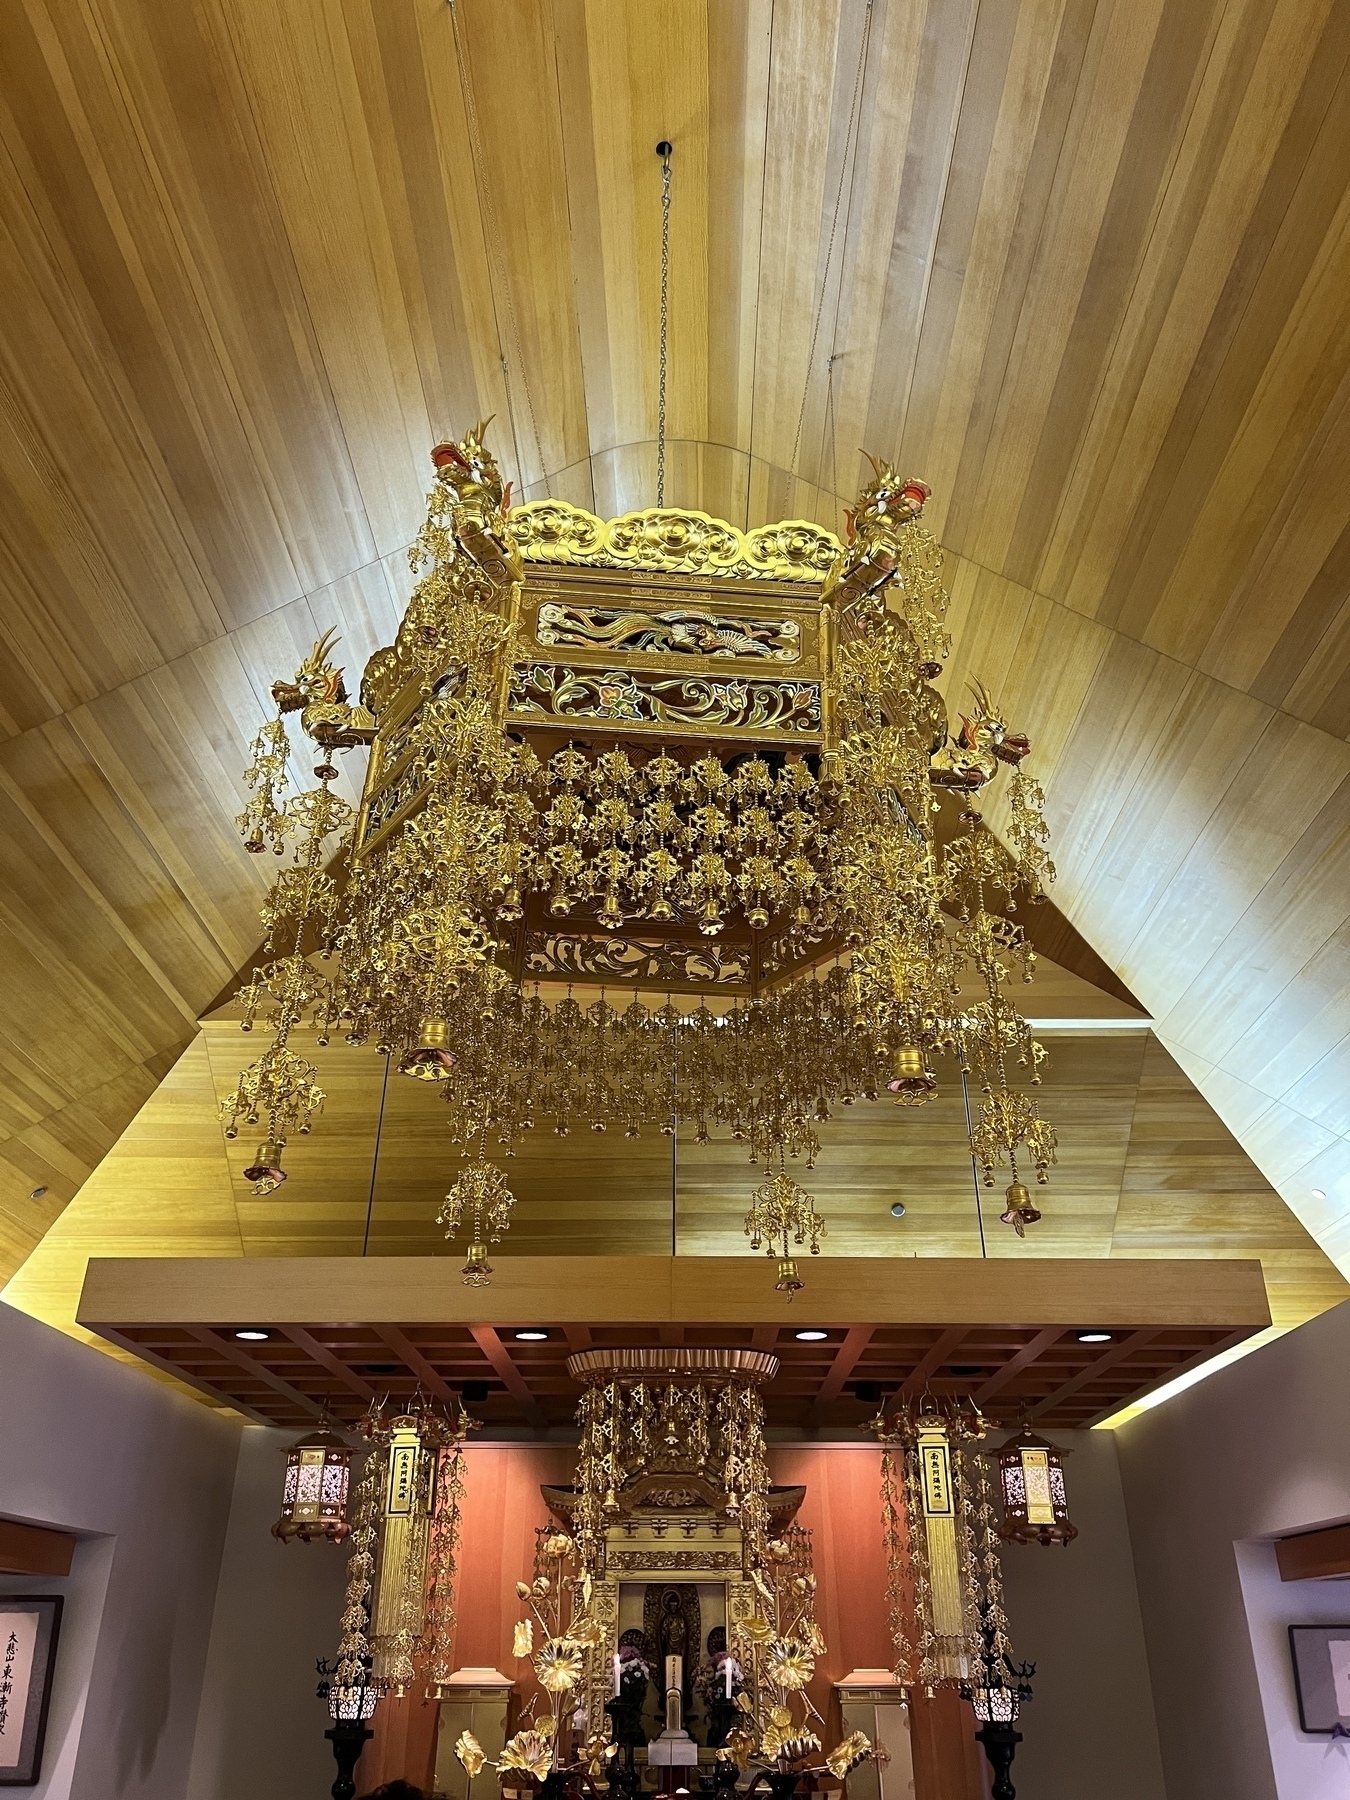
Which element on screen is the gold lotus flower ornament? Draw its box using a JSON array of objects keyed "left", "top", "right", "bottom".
[
  {"left": 500, "top": 1730, "right": 553, "bottom": 1782},
  {"left": 761, "top": 1724, "right": 822, "bottom": 1763},
  {"left": 455, "top": 1731, "right": 486, "bottom": 1779},
  {"left": 513, "top": 1618, "right": 534, "bottom": 1658},
  {"left": 825, "top": 1732, "right": 874, "bottom": 1779},
  {"left": 568, "top": 1612, "right": 605, "bottom": 1648},
  {"left": 535, "top": 1636, "right": 585, "bottom": 1694},
  {"left": 581, "top": 1730, "right": 616, "bottom": 1776},
  {"left": 541, "top": 1532, "right": 575, "bottom": 1558},
  {"left": 716, "top": 1725, "right": 758, "bottom": 1771},
  {"left": 800, "top": 1619, "right": 827, "bottom": 1657},
  {"left": 766, "top": 1638, "right": 815, "bottom": 1691}
]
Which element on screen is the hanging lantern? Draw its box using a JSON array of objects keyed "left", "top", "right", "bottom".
[
  {"left": 987, "top": 1425, "right": 1077, "bottom": 1547},
  {"left": 272, "top": 1428, "right": 352, "bottom": 1543},
  {"left": 327, "top": 1677, "right": 380, "bottom": 1722}
]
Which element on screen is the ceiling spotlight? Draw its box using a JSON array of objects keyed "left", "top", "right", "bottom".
[
  {"left": 233, "top": 1328, "right": 271, "bottom": 1342},
  {"left": 890, "top": 1201, "right": 906, "bottom": 1218},
  {"left": 1312, "top": 1189, "right": 1327, "bottom": 1200},
  {"left": 1077, "top": 1330, "right": 1113, "bottom": 1344},
  {"left": 513, "top": 1328, "right": 549, "bottom": 1342},
  {"left": 794, "top": 1329, "right": 828, "bottom": 1342},
  {"left": 28, "top": 1186, "right": 47, "bottom": 1201}
]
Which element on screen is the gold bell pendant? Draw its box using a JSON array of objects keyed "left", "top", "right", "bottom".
[
  {"left": 460, "top": 1244, "right": 493, "bottom": 1287},
  {"left": 775, "top": 1257, "right": 804, "bottom": 1296},
  {"left": 399, "top": 1017, "right": 458, "bottom": 1081},
  {"left": 887, "top": 1045, "right": 938, "bottom": 1102},
  {"left": 243, "top": 1140, "right": 287, "bottom": 1194}
]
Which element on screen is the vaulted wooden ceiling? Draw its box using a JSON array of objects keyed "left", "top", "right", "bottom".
[{"left": 0, "top": 0, "right": 1347, "bottom": 1292}]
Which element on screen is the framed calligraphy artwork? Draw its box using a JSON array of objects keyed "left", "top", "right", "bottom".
[
  {"left": 1290, "top": 1625, "right": 1350, "bottom": 1733},
  {"left": 0, "top": 1597, "right": 61, "bottom": 1785}
]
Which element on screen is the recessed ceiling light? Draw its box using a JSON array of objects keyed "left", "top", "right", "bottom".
[
  {"left": 233, "top": 1328, "right": 271, "bottom": 1342},
  {"left": 1312, "top": 1189, "right": 1327, "bottom": 1200},
  {"left": 28, "top": 1186, "right": 47, "bottom": 1201},
  {"left": 890, "top": 1201, "right": 906, "bottom": 1218},
  {"left": 514, "top": 1328, "right": 549, "bottom": 1342},
  {"left": 794, "top": 1329, "right": 828, "bottom": 1342},
  {"left": 1077, "top": 1330, "right": 1113, "bottom": 1344}
]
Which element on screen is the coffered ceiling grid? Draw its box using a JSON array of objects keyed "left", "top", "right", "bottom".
[{"left": 0, "top": 0, "right": 1346, "bottom": 1288}]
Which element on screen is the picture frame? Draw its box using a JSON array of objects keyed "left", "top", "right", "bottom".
[
  {"left": 0, "top": 1596, "right": 62, "bottom": 1786},
  {"left": 1289, "top": 1625, "right": 1350, "bottom": 1734}
]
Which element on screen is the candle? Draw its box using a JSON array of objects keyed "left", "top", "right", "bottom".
[
  {"left": 724, "top": 1655, "right": 733, "bottom": 1700},
  {"left": 613, "top": 1653, "right": 621, "bottom": 1697}
]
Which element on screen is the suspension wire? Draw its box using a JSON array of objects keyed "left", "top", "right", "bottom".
[
  {"left": 788, "top": 0, "right": 875, "bottom": 489},
  {"left": 960, "top": 1066, "right": 988, "bottom": 1258},
  {"left": 362, "top": 1051, "right": 392, "bottom": 1257},
  {"left": 447, "top": 0, "right": 546, "bottom": 492},
  {"left": 656, "top": 141, "right": 673, "bottom": 507}
]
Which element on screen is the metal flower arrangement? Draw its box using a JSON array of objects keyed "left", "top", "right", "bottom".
[
  {"left": 720, "top": 1525, "right": 875, "bottom": 1796},
  {"left": 226, "top": 425, "right": 1061, "bottom": 1285},
  {"left": 484, "top": 1528, "right": 615, "bottom": 1793}
]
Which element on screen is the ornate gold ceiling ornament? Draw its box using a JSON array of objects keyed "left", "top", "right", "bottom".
[
  {"left": 870, "top": 1397, "right": 1031, "bottom": 1721},
  {"left": 225, "top": 425, "right": 1061, "bottom": 1278},
  {"left": 322, "top": 1398, "right": 476, "bottom": 1719},
  {"left": 509, "top": 498, "right": 843, "bottom": 583}
]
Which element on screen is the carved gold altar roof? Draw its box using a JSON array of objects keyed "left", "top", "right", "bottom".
[{"left": 509, "top": 500, "right": 843, "bottom": 585}]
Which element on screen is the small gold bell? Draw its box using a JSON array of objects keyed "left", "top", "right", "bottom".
[
  {"left": 887, "top": 1045, "right": 937, "bottom": 1101},
  {"left": 775, "top": 1258, "right": 804, "bottom": 1296},
  {"left": 461, "top": 1244, "right": 492, "bottom": 1287},
  {"left": 399, "top": 1017, "right": 458, "bottom": 1081},
  {"left": 244, "top": 1141, "right": 287, "bottom": 1194}
]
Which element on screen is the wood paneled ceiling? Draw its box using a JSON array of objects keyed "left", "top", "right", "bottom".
[{"left": 0, "top": 0, "right": 1347, "bottom": 1296}]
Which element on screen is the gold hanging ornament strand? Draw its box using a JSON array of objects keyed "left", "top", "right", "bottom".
[{"left": 655, "top": 140, "right": 672, "bottom": 507}]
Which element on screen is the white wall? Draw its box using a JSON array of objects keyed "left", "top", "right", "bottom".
[
  {"left": 186, "top": 1425, "right": 350, "bottom": 1800},
  {"left": 1235, "top": 1542, "right": 1350, "bottom": 1800},
  {"left": 1117, "top": 1297, "right": 1350, "bottom": 1800},
  {"left": 0, "top": 1301, "right": 239, "bottom": 1800},
  {"left": 998, "top": 1430, "right": 1166, "bottom": 1800}
]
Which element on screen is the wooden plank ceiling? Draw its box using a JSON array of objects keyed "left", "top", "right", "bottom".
[{"left": 0, "top": 0, "right": 1347, "bottom": 1293}]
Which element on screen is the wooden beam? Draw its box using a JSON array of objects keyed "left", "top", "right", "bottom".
[
  {"left": 902, "top": 1327, "right": 968, "bottom": 1396},
  {"left": 95, "top": 1325, "right": 278, "bottom": 1426},
  {"left": 751, "top": 1327, "right": 779, "bottom": 1350},
  {"left": 470, "top": 1325, "right": 546, "bottom": 1427},
  {"left": 185, "top": 1327, "right": 324, "bottom": 1418},
  {"left": 0, "top": 1520, "right": 75, "bottom": 1577},
  {"left": 1028, "top": 1331, "right": 1162, "bottom": 1419},
  {"left": 1276, "top": 1523, "right": 1350, "bottom": 1582},
  {"left": 280, "top": 1327, "right": 375, "bottom": 1405},
  {"left": 809, "top": 1327, "right": 874, "bottom": 1416},
  {"left": 1083, "top": 1327, "right": 1254, "bottom": 1426},
  {"left": 563, "top": 1325, "right": 593, "bottom": 1352},
  {"left": 375, "top": 1326, "right": 459, "bottom": 1406},
  {"left": 658, "top": 1324, "right": 684, "bottom": 1346},
  {"left": 78, "top": 1255, "right": 1274, "bottom": 1331},
  {"left": 973, "top": 1328, "right": 1064, "bottom": 1408}
]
